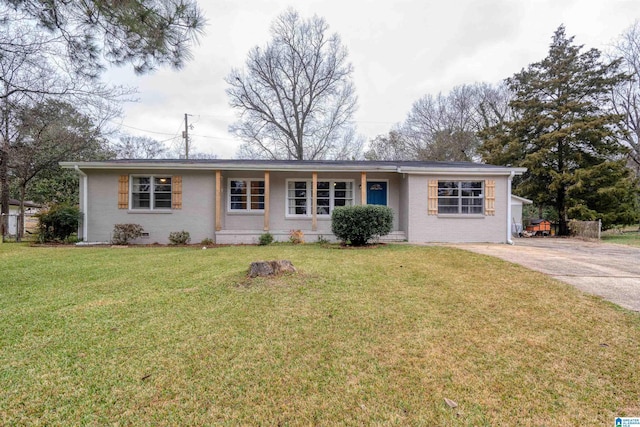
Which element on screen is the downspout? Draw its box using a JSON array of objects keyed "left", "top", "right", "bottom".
[
  {"left": 506, "top": 171, "right": 515, "bottom": 245},
  {"left": 74, "top": 165, "right": 88, "bottom": 241}
]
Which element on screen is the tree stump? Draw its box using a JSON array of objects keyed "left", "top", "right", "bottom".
[{"left": 248, "top": 260, "right": 296, "bottom": 278}]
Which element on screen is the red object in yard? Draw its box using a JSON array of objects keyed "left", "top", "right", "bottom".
[{"left": 526, "top": 219, "right": 551, "bottom": 236}]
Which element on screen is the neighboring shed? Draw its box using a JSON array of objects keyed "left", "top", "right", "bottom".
[
  {"left": 526, "top": 219, "right": 552, "bottom": 236},
  {"left": 511, "top": 195, "right": 533, "bottom": 236},
  {"left": 7, "top": 199, "right": 42, "bottom": 237}
]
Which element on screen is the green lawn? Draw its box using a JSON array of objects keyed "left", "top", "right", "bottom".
[
  {"left": 1, "top": 243, "right": 639, "bottom": 426},
  {"left": 602, "top": 228, "right": 640, "bottom": 247}
]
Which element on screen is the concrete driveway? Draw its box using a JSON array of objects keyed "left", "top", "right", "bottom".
[{"left": 451, "top": 238, "right": 640, "bottom": 312}]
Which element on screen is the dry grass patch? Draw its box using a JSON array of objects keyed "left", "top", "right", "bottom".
[{"left": 0, "top": 243, "right": 639, "bottom": 425}]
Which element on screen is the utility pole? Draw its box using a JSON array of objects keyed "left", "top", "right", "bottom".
[{"left": 183, "top": 113, "right": 189, "bottom": 159}]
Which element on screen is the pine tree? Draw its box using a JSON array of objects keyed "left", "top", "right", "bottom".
[{"left": 480, "top": 25, "right": 638, "bottom": 233}]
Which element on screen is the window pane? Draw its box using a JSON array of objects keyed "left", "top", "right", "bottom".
[
  {"left": 230, "top": 180, "right": 248, "bottom": 210},
  {"left": 154, "top": 193, "right": 171, "bottom": 209},
  {"left": 231, "top": 195, "right": 247, "bottom": 210},
  {"left": 231, "top": 180, "right": 247, "bottom": 193},
  {"left": 251, "top": 196, "right": 264, "bottom": 210},
  {"left": 132, "top": 177, "right": 151, "bottom": 209},
  {"left": 288, "top": 181, "right": 308, "bottom": 215},
  {"left": 250, "top": 180, "right": 265, "bottom": 210},
  {"left": 333, "top": 181, "right": 353, "bottom": 212},
  {"left": 250, "top": 181, "right": 265, "bottom": 194},
  {"left": 438, "top": 181, "right": 458, "bottom": 197},
  {"left": 153, "top": 177, "right": 172, "bottom": 209},
  {"left": 132, "top": 193, "right": 150, "bottom": 209}
]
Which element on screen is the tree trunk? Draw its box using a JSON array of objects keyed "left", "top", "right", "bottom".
[
  {"left": 557, "top": 187, "right": 569, "bottom": 236},
  {"left": 17, "top": 184, "right": 26, "bottom": 242},
  {"left": 0, "top": 146, "right": 8, "bottom": 243}
]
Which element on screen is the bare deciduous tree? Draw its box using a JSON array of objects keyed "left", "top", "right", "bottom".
[
  {"left": 226, "top": 9, "right": 358, "bottom": 160},
  {"left": 611, "top": 20, "right": 640, "bottom": 173},
  {"left": 366, "top": 83, "right": 512, "bottom": 162},
  {"left": 364, "top": 130, "right": 408, "bottom": 161},
  {"left": 111, "top": 135, "right": 168, "bottom": 159},
  {"left": 401, "top": 84, "right": 487, "bottom": 162}
]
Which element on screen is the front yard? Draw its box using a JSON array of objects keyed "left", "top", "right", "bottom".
[{"left": 1, "top": 243, "right": 639, "bottom": 425}]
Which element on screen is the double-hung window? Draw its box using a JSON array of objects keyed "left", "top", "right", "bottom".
[
  {"left": 287, "top": 179, "right": 354, "bottom": 217},
  {"left": 229, "top": 179, "right": 265, "bottom": 212},
  {"left": 437, "top": 181, "right": 484, "bottom": 214},
  {"left": 131, "top": 176, "right": 172, "bottom": 210}
]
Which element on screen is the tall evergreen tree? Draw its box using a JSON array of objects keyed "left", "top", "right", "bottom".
[{"left": 480, "top": 25, "right": 638, "bottom": 233}]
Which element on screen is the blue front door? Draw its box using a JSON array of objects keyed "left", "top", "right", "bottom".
[{"left": 367, "top": 181, "right": 387, "bottom": 205}]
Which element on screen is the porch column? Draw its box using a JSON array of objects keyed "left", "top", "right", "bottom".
[
  {"left": 361, "top": 172, "right": 367, "bottom": 205},
  {"left": 312, "top": 171, "right": 317, "bottom": 231},
  {"left": 263, "top": 171, "right": 270, "bottom": 231},
  {"left": 215, "top": 170, "right": 222, "bottom": 231}
]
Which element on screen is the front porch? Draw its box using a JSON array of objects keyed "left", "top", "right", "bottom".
[{"left": 213, "top": 169, "right": 405, "bottom": 244}]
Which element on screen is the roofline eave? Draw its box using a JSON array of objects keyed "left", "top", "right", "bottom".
[{"left": 60, "top": 161, "right": 526, "bottom": 175}]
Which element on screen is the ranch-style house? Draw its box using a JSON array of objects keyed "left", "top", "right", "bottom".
[{"left": 60, "top": 159, "right": 526, "bottom": 245}]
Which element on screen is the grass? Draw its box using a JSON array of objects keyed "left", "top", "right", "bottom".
[
  {"left": 1, "top": 243, "right": 639, "bottom": 425},
  {"left": 602, "top": 227, "right": 640, "bottom": 247}
]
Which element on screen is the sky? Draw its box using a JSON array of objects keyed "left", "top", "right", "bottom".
[{"left": 103, "top": 0, "right": 639, "bottom": 158}]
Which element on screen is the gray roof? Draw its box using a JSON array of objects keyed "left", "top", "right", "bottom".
[{"left": 60, "top": 159, "right": 525, "bottom": 175}]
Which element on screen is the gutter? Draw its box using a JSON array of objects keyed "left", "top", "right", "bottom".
[
  {"left": 506, "top": 171, "right": 515, "bottom": 245},
  {"left": 74, "top": 165, "right": 88, "bottom": 241},
  {"left": 60, "top": 161, "right": 527, "bottom": 176},
  {"left": 60, "top": 161, "right": 400, "bottom": 173}
]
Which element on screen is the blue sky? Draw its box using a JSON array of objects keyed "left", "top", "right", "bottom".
[{"left": 104, "top": 0, "right": 639, "bottom": 158}]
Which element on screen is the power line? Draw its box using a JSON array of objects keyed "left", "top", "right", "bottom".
[{"left": 111, "top": 121, "right": 179, "bottom": 136}]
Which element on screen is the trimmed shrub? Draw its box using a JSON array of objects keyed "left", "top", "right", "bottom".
[
  {"left": 201, "top": 238, "right": 214, "bottom": 246},
  {"left": 258, "top": 232, "right": 274, "bottom": 246},
  {"left": 112, "top": 224, "right": 144, "bottom": 245},
  {"left": 36, "top": 204, "right": 82, "bottom": 242},
  {"left": 331, "top": 205, "right": 393, "bottom": 246},
  {"left": 169, "top": 230, "right": 191, "bottom": 245}
]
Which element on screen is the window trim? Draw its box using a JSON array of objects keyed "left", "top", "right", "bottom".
[
  {"left": 437, "top": 180, "right": 485, "bottom": 215},
  {"left": 285, "top": 178, "right": 355, "bottom": 218},
  {"left": 129, "top": 174, "right": 173, "bottom": 211},
  {"left": 227, "top": 178, "right": 265, "bottom": 213}
]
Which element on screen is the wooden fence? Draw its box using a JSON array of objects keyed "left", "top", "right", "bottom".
[{"left": 568, "top": 219, "right": 601, "bottom": 239}]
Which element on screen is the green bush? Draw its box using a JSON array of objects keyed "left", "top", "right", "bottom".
[
  {"left": 331, "top": 205, "right": 393, "bottom": 246},
  {"left": 169, "top": 230, "right": 191, "bottom": 245},
  {"left": 201, "top": 238, "right": 214, "bottom": 246},
  {"left": 316, "top": 234, "right": 330, "bottom": 245},
  {"left": 36, "top": 204, "right": 82, "bottom": 242},
  {"left": 112, "top": 224, "right": 144, "bottom": 245},
  {"left": 258, "top": 232, "right": 274, "bottom": 246}
]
